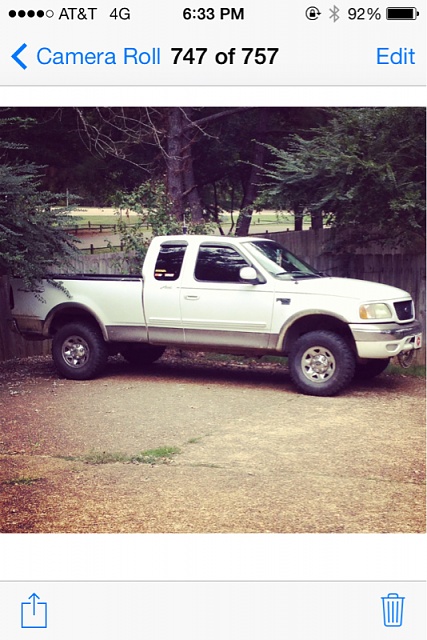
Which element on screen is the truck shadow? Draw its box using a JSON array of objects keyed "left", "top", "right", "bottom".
[
  {"left": 109, "top": 355, "right": 289, "bottom": 389},
  {"left": 106, "top": 355, "right": 405, "bottom": 396}
]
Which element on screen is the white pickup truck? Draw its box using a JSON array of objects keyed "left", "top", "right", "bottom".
[{"left": 9, "top": 235, "right": 422, "bottom": 396}]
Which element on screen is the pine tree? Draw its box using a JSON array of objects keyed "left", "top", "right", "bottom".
[
  {"left": 0, "top": 117, "right": 76, "bottom": 285},
  {"left": 261, "top": 108, "right": 426, "bottom": 248}
]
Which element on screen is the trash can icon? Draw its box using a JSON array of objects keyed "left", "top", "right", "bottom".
[{"left": 382, "top": 593, "right": 405, "bottom": 627}]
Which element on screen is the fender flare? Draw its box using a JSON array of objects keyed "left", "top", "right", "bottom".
[
  {"left": 43, "top": 302, "right": 108, "bottom": 341},
  {"left": 276, "top": 309, "right": 352, "bottom": 352}
]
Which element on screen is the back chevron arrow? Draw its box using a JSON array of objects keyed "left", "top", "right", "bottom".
[{"left": 12, "top": 43, "right": 28, "bottom": 70}]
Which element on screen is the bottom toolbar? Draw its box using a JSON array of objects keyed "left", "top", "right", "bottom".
[{"left": 1, "top": 581, "right": 425, "bottom": 639}]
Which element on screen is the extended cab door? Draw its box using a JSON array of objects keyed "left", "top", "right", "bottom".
[
  {"left": 180, "top": 242, "right": 275, "bottom": 349},
  {"left": 143, "top": 240, "right": 187, "bottom": 344}
]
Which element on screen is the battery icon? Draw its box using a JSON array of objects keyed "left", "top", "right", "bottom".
[{"left": 386, "top": 7, "right": 419, "bottom": 19}]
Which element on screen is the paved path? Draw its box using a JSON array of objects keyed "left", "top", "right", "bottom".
[{"left": 0, "top": 353, "right": 425, "bottom": 533}]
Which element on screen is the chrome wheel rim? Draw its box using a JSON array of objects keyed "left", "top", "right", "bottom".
[
  {"left": 62, "top": 335, "right": 90, "bottom": 368},
  {"left": 301, "top": 346, "right": 336, "bottom": 383}
]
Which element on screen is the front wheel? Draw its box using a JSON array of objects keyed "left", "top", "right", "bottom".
[
  {"left": 52, "top": 322, "right": 108, "bottom": 380},
  {"left": 289, "top": 331, "right": 356, "bottom": 396}
]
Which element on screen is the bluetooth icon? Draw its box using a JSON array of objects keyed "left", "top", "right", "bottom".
[{"left": 329, "top": 5, "right": 340, "bottom": 21}]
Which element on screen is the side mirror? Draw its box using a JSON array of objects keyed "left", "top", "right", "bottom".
[{"left": 239, "top": 266, "right": 259, "bottom": 283}]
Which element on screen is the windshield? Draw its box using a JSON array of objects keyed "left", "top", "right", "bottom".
[{"left": 243, "top": 240, "right": 322, "bottom": 279}]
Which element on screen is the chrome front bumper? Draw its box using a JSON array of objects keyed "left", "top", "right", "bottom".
[{"left": 350, "top": 320, "right": 423, "bottom": 359}]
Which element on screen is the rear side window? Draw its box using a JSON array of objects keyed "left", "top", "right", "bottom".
[
  {"left": 195, "top": 245, "right": 249, "bottom": 282},
  {"left": 154, "top": 244, "right": 187, "bottom": 281}
]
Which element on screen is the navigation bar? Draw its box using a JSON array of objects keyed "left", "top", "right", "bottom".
[{"left": 1, "top": 3, "right": 425, "bottom": 85}]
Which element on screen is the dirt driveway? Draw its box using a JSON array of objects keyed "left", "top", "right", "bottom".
[{"left": 0, "top": 352, "right": 425, "bottom": 533}]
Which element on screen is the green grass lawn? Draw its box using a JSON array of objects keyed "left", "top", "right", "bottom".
[
  {"left": 68, "top": 210, "right": 311, "bottom": 233},
  {"left": 388, "top": 363, "right": 426, "bottom": 377}
]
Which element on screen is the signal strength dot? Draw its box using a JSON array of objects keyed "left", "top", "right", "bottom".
[{"left": 9, "top": 9, "right": 46, "bottom": 18}]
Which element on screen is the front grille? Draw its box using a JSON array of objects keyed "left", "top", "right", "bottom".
[{"left": 394, "top": 300, "right": 414, "bottom": 321}]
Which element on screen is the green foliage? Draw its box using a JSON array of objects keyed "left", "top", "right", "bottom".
[
  {"left": 260, "top": 108, "right": 426, "bottom": 248},
  {"left": 59, "top": 446, "right": 180, "bottom": 465},
  {"left": 2, "top": 107, "right": 328, "bottom": 233},
  {"left": 2, "top": 476, "right": 43, "bottom": 486},
  {"left": 112, "top": 181, "right": 215, "bottom": 273},
  {"left": 1, "top": 110, "right": 132, "bottom": 204},
  {"left": 0, "top": 118, "right": 77, "bottom": 284}
]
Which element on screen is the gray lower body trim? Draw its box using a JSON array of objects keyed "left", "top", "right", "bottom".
[
  {"left": 101, "top": 324, "right": 283, "bottom": 355},
  {"left": 11, "top": 316, "right": 45, "bottom": 338},
  {"left": 105, "top": 325, "right": 149, "bottom": 343},
  {"left": 183, "top": 328, "right": 271, "bottom": 350},
  {"left": 146, "top": 326, "right": 184, "bottom": 345}
]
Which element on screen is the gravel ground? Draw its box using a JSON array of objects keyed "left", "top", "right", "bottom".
[{"left": 0, "top": 352, "right": 425, "bottom": 533}]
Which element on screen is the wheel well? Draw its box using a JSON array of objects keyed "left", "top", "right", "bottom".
[
  {"left": 48, "top": 307, "right": 102, "bottom": 337},
  {"left": 282, "top": 314, "right": 355, "bottom": 355}
]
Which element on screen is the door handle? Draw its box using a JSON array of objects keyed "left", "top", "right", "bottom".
[{"left": 184, "top": 295, "right": 200, "bottom": 300}]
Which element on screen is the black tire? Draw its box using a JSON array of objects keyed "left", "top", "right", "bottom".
[
  {"left": 289, "top": 330, "right": 356, "bottom": 397},
  {"left": 120, "top": 344, "right": 165, "bottom": 366},
  {"left": 52, "top": 322, "right": 108, "bottom": 380},
  {"left": 354, "top": 358, "right": 390, "bottom": 380}
]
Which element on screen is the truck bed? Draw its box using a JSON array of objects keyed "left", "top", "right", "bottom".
[{"left": 10, "top": 274, "right": 147, "bottom": 343}]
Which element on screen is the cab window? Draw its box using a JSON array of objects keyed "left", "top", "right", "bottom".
[
  {"left": 154, "top": 244, "right": 187, "bottom": 281},
  {"left": 195, "top": 245, "right": 249, "bottom": 282}
]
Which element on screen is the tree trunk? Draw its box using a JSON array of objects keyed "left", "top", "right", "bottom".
[
  {"left": 311, "top": 210, "right": 323, "bottom": 229},
  {"left": 166, "top": 108, "right": 204, "bottom": 223},
  {"left": 166, "top": 108, "right": 185, "bottom": 221},
  {"left": 181, "top": 108, "right": 204, "bottom": 223},
  {"left": 294, "top": 206, "right": 304, "bottom": 231},
  {"left": 236, "top": 108, "right": 269, "bottom": 236}
]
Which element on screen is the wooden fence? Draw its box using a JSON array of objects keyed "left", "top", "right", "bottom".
[{"left": 1, "top": 229, "right": 425, "bottom": 363}]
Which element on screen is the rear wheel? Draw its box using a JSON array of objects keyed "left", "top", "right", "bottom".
[
  {"left": 52, "top": 322, "right": 108, "bottom": 380},
  {"left": 120, "top": 344, "right": 165, "bottom": 366},
  {"left": 289, "top": 330, "right": 356, "bottom": 396}
]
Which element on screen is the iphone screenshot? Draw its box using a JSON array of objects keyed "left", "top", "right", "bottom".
[{"left": 0, "top": 2, "right": 425, "bottom": 638}]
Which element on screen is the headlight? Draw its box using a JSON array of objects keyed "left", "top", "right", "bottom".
[{"left": 359, "top": 303, "right": 392, "bottom": 320}]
